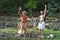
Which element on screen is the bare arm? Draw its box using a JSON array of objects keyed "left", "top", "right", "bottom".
[
  {"left": 44, "top": 5, "right": 47, "bottom": 17},
  {"left": 18, "top": 7, "right": 21, "bottom": 16}
]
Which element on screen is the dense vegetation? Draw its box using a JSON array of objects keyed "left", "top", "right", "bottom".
[{"left": 0, "top": 0, "right": 60, "bottom": 16}]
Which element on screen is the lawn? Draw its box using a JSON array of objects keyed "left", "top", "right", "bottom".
[{"left": 0, "top": 27, "right": 60, "bottom": 40}]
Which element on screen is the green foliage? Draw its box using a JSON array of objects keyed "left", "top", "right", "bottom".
[
  {"left": 25, "top": 0, "right": 39, "bottom": 9},
  {"left": 47, "top": 1, "right": 60, "bottom": 16},
  {"left": 0, "top": 0, "right": 19, "bottom": 14},
  {"left": 0, "top": 0, "right": 60, "bottom": 16},
  {"left": 0, "top": 0, "right": 17, "bottom": 7},
  {"left": 25, "top": 0, "right": 60, "bottom": 16}
]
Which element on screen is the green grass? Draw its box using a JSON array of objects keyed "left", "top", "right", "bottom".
[{"left": 0, "top": 27, "right": 60, "bottom": 40}]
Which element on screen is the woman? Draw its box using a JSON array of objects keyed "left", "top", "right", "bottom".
[
  {"left": 38, "top": 5, "right": 47, "bottom": 37},
  {"left": 18, "top": 11, "right": 28, "bottom": 35}
]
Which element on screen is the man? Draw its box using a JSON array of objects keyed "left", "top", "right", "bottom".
[{"left": 38, "top": 4, "right": 47, "bottom": 38}]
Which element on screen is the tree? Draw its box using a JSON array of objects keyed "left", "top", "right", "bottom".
[{"left": 0, "top": 0, "right": 60, "bottom": 16}]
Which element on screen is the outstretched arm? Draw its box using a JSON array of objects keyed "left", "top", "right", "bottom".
[
  {"left": 18, "top": 7, "right": 21, "bottom": 16},
  {"left": 44, "top": 5, "right": 47, "bottom": 17}
]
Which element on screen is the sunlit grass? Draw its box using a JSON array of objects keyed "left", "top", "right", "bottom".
[{"left": 0, "top": 27, "right": 60, "bottom": 40}]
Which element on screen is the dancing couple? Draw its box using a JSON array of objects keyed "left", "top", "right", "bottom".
[{"left": 17, "top": 5, "right": 47, "bottom": 37}]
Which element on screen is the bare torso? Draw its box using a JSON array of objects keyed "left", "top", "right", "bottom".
[{"left": 40, "top": 15, "right": 45, "bottom": 22}]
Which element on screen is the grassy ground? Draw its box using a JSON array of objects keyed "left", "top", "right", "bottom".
[{"left": 0, "top": 27, "right": 60, "bottom": 40}]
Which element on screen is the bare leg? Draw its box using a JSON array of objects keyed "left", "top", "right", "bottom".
[
  {"left": 18, "top": 22, "right": 24, "bottom": 35},
  {"left": 22, "top": 23, "right": 28, "bottom": 34},
  {"left": 24, "top": 24, "right": 28, "bottom": 34},
  {"left": 40, "top": 29, "right": 44, "bottom": 35}
]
